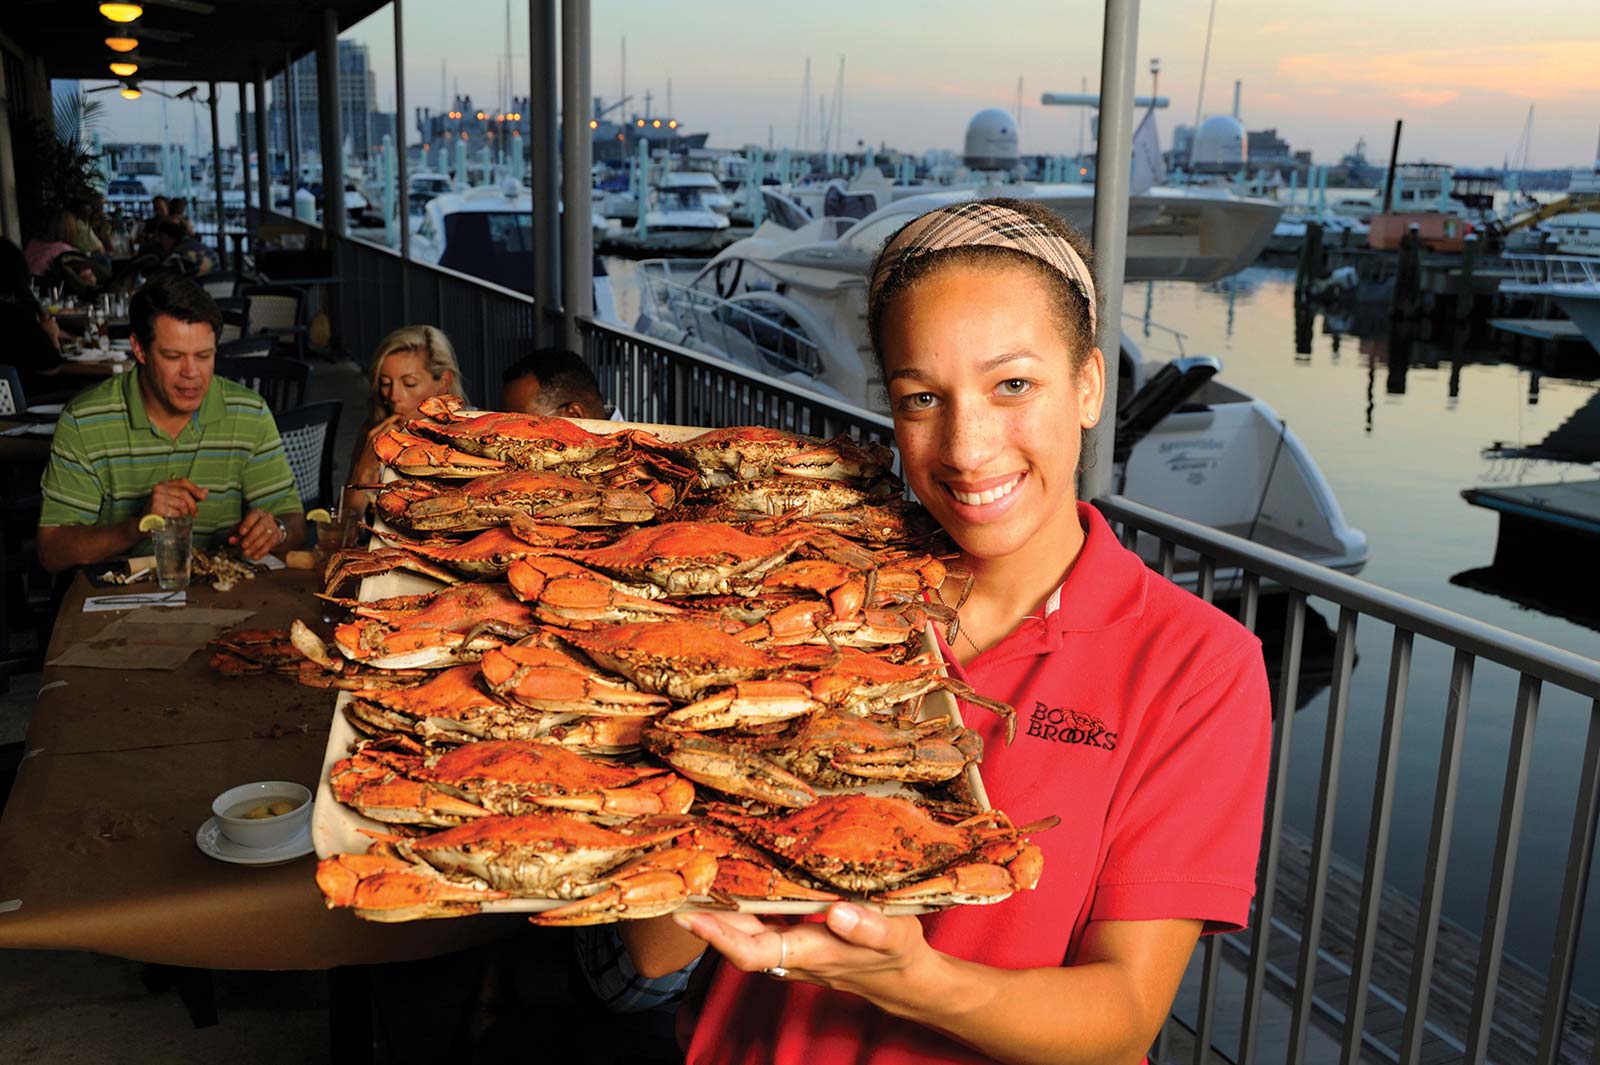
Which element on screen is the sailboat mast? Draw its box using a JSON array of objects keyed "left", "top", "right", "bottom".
[{"left": 1194, "top": 0, "right": 1218, "bottom": 127}]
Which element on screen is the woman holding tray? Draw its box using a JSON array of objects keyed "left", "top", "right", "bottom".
[{"left": 615, "top": 198, "right": 1272, "bottom": 1065}]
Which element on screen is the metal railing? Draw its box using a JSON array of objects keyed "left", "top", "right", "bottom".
[
  {"left": 634, "top": 263, "right": 825, "bottom": 379},
  {"left": 1502, "top": 253, "right": 1600, "bottom": 290},
  {"left": 1100, "top": 494, "right": 1600, "bottom": 1065},
  {"left": 580, "top": 316, "right": 893, "bottom": 444}
]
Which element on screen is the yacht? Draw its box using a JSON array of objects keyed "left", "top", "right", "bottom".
[
  {"left": 412, "top": 182, "right": 532, "bottom": 291},
  {"left": 601, "top": 171, "right": 731, "bottom": 254},
  {"left": 1502, "top": 254, "right": 1600, "bottom": 354}
]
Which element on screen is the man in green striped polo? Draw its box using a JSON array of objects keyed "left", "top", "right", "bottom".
[{"left": 36, "top": 275, "right": 306, "bottom": 573}]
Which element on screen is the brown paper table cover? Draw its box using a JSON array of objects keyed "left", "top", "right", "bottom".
[{"left": 0, "top": 571, "right": 520, "bottom": 969}]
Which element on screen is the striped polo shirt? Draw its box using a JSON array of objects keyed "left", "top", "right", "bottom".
[{"left": 39, "top": 367, "right": 302, "bottom": 551}]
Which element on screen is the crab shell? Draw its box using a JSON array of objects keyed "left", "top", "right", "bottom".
[
  {"left": 389, "top": 811, "right": 698, "bottom": 896},
  {"left": 316, "top": 852, "right": 507, "bottom": 922},
  {"left": 388, "top": 470, "right": 659, "bottom": 532},
  {"left": 545, "top": 522, "right": 813, "bottom": 597},
  {"left": 478, "top": 641, "right": 672, "bottom": 715},
  {"left": 372, "top": 427, "right": 510, "bottom": 478},
  {"left": 329, "top": 738, "right": 694, "bottom": 825},
  {"left": 636, "top": 426, "right": 895, "bottom": 487},
  {"left": 555, "top": 621, "right": 789, "bottom": 702},
  {"left": 706, "top": 794, "right": 1049, "bottom": 899},
  {"left": 332, "top": 583, "right": 537, "bottom": 669},
  {"left": 412, "top": 395, "right": 632, "bottom": 470}
]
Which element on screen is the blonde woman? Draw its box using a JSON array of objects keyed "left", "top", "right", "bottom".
[{"left": 341, "top": 325, "right": 467, "bottom": 530}]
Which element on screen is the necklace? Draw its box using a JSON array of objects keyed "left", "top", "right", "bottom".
[{"left": 936, "top": 574, "right": 983, "bottom": 655}]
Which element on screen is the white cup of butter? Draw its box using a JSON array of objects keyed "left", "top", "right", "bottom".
[{"left": 211, "top": 781, "right": 312, "bottom": 849}]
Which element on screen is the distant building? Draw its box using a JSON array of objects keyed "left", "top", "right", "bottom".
[
  {"left": 1247, "top": 128, "right": 1292, "bottom": 166},
  {"left": 260, "top": 39, "right": 392, "bottom": 169}
]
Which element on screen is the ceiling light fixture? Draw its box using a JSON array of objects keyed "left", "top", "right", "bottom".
[
  {"left": 109, "top": 61, "right": 139, "bottom": 77},
  {"left": 105, "top": 36, "right": 139, "bottom": 52},
  {"left": 99, "top": 3, "right": 144, "bottom": 23},
  {"left": 120, "top": 87, "right": 142, "bottom": 99}
]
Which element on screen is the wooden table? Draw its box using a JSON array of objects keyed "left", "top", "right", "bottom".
[
  {"left": 0, "top": 569, "right": 520, "bottom": 970},
  {"left": 52, "top": 353, "right": 129, "bottom": 377}
]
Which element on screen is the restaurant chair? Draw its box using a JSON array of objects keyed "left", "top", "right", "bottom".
[
  {"left": 217, "top": 335, "right": 275, "bottom": 360},
  {"left": 214, "top": 355, "right": 309, "bottom": 413},
  {"left": 0, "top": 364, "right": 23, "bottom": 417},
  {"left": 201, "top": 271, "right": 240, "bottom": 300},
  {"left": 240, "top": 284, "right": 308, "bottom": 361},
  {"left": 274, "top": 401, "right": 342, "bottom": 511}
]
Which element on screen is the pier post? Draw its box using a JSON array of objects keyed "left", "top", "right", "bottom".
[
  {"left": 1456, "top": 232, "right": 1478, "bottom": 325},
  {"left": 1081, "top": 0, "right": 1141, "bottom": 503},
  {"left": 1392, "top": 224, "right": 1421, "bottom": 321},
  {"left": 560, "top": 0, "right": 594, "bottom": 352},
  {"left": 317, "top": 9, "right": 346, "bottom": 237},
  {"left": 393, "top": 0, "right": 411, "bottom": 269},
  {"left": 208, "top": 82, "right": 226, "bottom": 267},
  {"left": 530, "top": 0, "right": 560, "bottom": 343}
]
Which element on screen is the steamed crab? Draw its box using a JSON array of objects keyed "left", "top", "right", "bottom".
[
  {"left": 477, "top": 641, "right": 672, "bottom": 715},
  {"left": 409, "top": 394, "right": 638, "bottom": 474},
  {"left": 548, "top": 620, "right": 801, "bottom": 702},
  {"left": 326, "top": 583, "right": 537, "bottom": 669},
  {"left": 328, "top": 737, "right": 694, "bottom": 825},
  {"left": 374, "top": 471, "right": 660, "bottom": 533},
  {"left": 635, "top": 425, "right": 895, "bottom": 486},
  {"left": 706, "top": 794, "right": 1056, "bottom": 903},
  {"left": 317, "top": 811, "right": 714, "bottom": 924},
  {"left": 643, "top": 710, "right": 983, "bottom": 807},
  {"left": 322, "top": 521, "right": 600, "bottom": 593},
  {"left": 343, "top": 663, "right": 653, "bottom": 754},
  {"left": 371, "top": 427, "right": 510, "bottom": 478},
  {"left": 661, "top": 644, "right": 1017, "bottom": 740}
]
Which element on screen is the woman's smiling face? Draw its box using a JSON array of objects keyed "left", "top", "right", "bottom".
[{"left": 880, "top": 260, "right": 1104, "bottom": 564}]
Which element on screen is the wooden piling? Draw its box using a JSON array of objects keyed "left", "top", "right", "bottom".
[{"left": 1456, "top": 233, "right": 1479, "bottom": 324}]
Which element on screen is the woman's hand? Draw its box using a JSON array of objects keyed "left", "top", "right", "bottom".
[
  {"left": 673, "top": 904, "right": 942, "bottom": 1017},
  {"left": 351, "top": 414, "right": 403, "bottom": 485}
]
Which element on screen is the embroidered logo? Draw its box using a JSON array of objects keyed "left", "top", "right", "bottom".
[{"left": 1026, "top": 701, "right": 1118, "bottom": 751}]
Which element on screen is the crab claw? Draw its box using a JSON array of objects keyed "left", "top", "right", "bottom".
[
  {"left": 479, "top": 643, "right": 672, "bottom": 715},
  {"left": 658, "top": 680, "right": 824, "bottom": 732},
  {"left": 644, "top": 727, "right": 817, "bottom": 808},
  {"left": 507, "top": 557, "right": 679, "bottom": 627},
  {"left": 374, "top": 428, "right": 509, "bottom": 478},
  {"left": 328, "top": 753, "right": 496, "bottom": 826},
  {"left": 529, "top": 846, "right": 719, "bottom": 925},
  {"left": 316, "top": 852, "right": 506, "bottom": 922},
  {"left": 872, "top": 842, "right": 1046, "bottom": 905}
]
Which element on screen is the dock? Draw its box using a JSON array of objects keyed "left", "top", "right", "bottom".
[
  {"left": 1462, "top": 481, "right": 1600, "bottom": 570},
  {"left": 1488, "top": 318, "right": 1586, "bottom": 343},
  {"left": 1171, "top": 825, "right": 1599, "bottom": 1064}
]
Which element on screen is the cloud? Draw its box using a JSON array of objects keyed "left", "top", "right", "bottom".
[
  {"left": 1396, "top": 89, "right": 1461, "bottom": 108},
  {"left": 1276, "top": 41, "right": 1597, "bottom": 102}
]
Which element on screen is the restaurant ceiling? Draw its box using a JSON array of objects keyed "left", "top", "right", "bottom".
[{"left": 6, "top": 0, "right": 390, "bottom": 86}]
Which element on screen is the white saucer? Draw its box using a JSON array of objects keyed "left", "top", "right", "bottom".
[{"left": 195, "top": 806, "right": 316, "bottom": 866}]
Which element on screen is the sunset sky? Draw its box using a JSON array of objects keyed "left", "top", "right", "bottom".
[{"left": 83, "top": 0, "right": 1600, "bottom": 170}]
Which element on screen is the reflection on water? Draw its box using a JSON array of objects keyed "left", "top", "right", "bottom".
[{"left": 1139, "top": 268, "right": 1600, "bottom": 1000}]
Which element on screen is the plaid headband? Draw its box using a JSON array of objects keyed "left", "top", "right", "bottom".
[{"left": 868, "top": 201, "right": 1097, "bottom": 335}]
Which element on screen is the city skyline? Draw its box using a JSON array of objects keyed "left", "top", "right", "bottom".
[{"left": 72, "top": 0, "right": 1599, "bottom": 171}]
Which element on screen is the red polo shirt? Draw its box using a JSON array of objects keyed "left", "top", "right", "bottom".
[{"left": 682, "top": 503, "right": 1271, "bottom": 1065}]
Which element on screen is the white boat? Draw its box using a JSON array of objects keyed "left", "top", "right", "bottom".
[
  {"left": 1502, "top": 254, "right": 1600, "bottom": 354},
  {"left": 602, "top": 171, "right": 731, "bottom": 253},
  {"left": 1544, "top": 212, "right": 1600, "bottom": 257},
  {"left": 412, "top": 181, "right": 532, "bottom": 290}
]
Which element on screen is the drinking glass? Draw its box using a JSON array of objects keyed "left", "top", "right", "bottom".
[{"left": 151, "top": 515, "right": 194, "bottom": 591}]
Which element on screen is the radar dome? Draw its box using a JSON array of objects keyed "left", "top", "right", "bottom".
[
  {"left": 1189, "top": 115, "right": 1245, "bottom": 172},
  {"left": 964, "top": 109, "right": 1019, "bottom": 171}
]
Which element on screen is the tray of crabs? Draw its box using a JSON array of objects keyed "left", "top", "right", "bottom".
[{"left": 309, "top": 410, "right": 1054, "bottom": 925}]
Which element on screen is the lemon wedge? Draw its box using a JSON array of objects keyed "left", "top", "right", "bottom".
[
  {"left": 305, "top": 508, "right": 333, "bottom": 524},
  {"left": 137, "top": 514, "right": 167, "bottom": 533}
]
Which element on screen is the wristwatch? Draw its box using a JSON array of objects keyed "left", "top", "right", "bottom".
[{"left": 274, "top": 518, "right": 288, "bottom": 545}]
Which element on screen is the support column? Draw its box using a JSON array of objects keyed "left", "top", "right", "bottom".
[
  {"left": 284, "top": 49, "right": 301, "bottom": 198},
  {"left": 393, "top": 0, "right": 411, "bottom": 266},
  {"left": 238, "top": 81, "right": 252, "bottom": 215},
  {"left": 253, "top": 65, "right": 271, "bottom": 218},
  {"left": 1080, "top": 0, "right": 1140, "bottom": 502},
  {"left": 318, "top": 8, "right": 347, "bottom": 237},
  {"left": 209, "top": 81, "right": 227, "bottom": 265},
  {"left": 530, "top": 0, "right": 560, "bottom": 339},
  {"left": 560, "top": 0, "right": 592, "bottom": 352}
]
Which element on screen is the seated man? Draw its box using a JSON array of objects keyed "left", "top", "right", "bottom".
[
  {"left": 37, "top": 275, "right": 306, "bottom": 573},
  {"left": 499, "top": 347, "right": 617, "bottom": 420}
]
